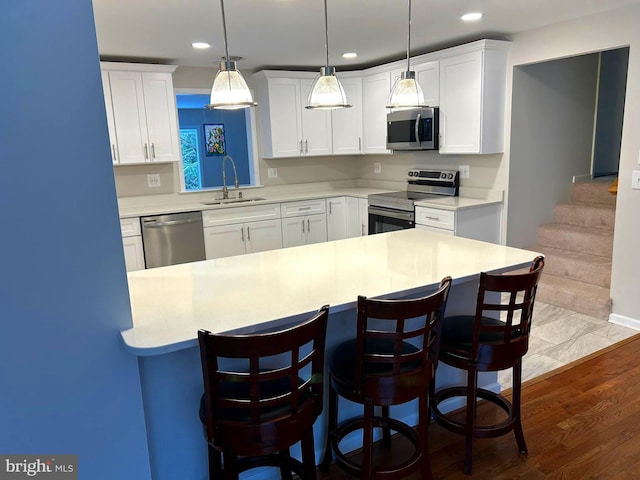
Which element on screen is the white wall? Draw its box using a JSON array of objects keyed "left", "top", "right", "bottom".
[
  {"left": 501, "top": 4, "right": 640, "bottom": 322},
  {"left": 507, "top": 53, "right": 599, "bottom": 247}
]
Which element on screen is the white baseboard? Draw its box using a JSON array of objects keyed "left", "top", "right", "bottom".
[
  {"left": 572, "top": 174, "right": 592, "bottom": 183},
  {"left": 609, "top": 313, "right": 640, "bottom": 331}
]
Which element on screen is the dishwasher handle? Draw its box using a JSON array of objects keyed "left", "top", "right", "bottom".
[{"left": 142, "top": 217, "right": 202, "bottom": 228}]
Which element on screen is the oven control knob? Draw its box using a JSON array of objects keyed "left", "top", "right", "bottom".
[
  {"left": 447, "top": 173, "right": 454, "bottom": 179},
  {"left": 408, "top": 171, "right": 414, "bottom": 177},
  {"left": 440, "top": 172, "right": 447, "bottom": 179}
]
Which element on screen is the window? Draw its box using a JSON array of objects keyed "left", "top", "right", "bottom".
[{"left": 176, "top": 93, "right": 259, "bottom": 192}]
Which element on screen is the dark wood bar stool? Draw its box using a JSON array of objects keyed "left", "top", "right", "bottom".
[
  {"left": 431, "top": 256, "right": 544, "bottom": 475},
  {"left": 320, "top": 278, "right": 452, "bottom": 480},
  {"left": 198, "top": 305, "right": 329, "bottom": 480}
]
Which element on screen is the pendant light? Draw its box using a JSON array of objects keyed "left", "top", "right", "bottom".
[
  {"left": 306, "top": 0, "right": 351, "bottom": 110},
  {"left": 387, "top": 0, "right": 427, "bottom": 109},
  {"left": 206, "top": 0, "right": 257, "bottom": 110}
]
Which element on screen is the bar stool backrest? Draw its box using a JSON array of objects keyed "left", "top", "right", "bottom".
[
  {"left": 471, "top": 256, "right": 545, "bottom": 369},
  {"left": 198, "top": 305, "right": 329, "bottom": 456}
]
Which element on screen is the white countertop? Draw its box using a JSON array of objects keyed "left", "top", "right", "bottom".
[
  {"left": 121, "top": 229, "right": 540, "bottom": 356},
  {"left": 414, "top": 195, "right": 502, "bottom": 211}
]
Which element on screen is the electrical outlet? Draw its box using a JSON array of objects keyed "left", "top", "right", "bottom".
[
  {"left": 632, "top": 170, "right": 640, "bottom": 190},
  {"left": 459, "top": 165, "right": 470, "bottom": 179},
  {"left": 267, "top": 167, "right": 278, "bottom": 178},
  {"left": 374, "top": 162, "right": 382, "bottom": 174},
  {"left": 147, "top": 173, "right": 161, "bottom": 188}
]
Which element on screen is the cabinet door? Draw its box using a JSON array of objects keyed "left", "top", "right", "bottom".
[
  {"left": 332, "top": 77, "right": 363, "bottom": 155},
  {"left": 300, "top": 79, "right": 333, "bottom": 156},
  {"left": 282, "top": 216, "right": 306, "bottom": 248},
  {"left": 439, "top": 51, "right": 482, "bottom": 154},
  {"left": 267, "top": 78, "right": 303, "bottom": 157},
  {"left": 344, "top": 197, "right": 362, "bottom": 238},
  {"left": 122, "top": 236, "right": 145, "bottom": 271},
  {"left": 304, "top": 214, "right": 328, "bottom": 245},
  {"left": 142, "top": 72, "right": 180, "bottom": 162},
  {"left": 108, "top": 71, "right": 149, "bottom": 164},
  {"left": 245, "top": 219, "right": 283, "bottom": 254},
  {"left": 362, "top": 71, "right": 392, "bottom": 154},
  {"left": 101, "top": 71, "right": 119, "bottom": 164},
  {"left": 326, "top": 197, "right": 348, "bottom": 241},
  {"left": 358, "top": 198, "right": 369, "bottom": 237},
  {"left": 204, "top": 224, "right": 246, "bottom": 259}
]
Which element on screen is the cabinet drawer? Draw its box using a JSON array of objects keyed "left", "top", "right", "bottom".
[
  {"left": 120, "top": 217, "right": 141, "bottom": 237},
  {"left": 280, "top": 199, "right": 327, "bottom": 218},
  {"left": 202, "top": 204, "right": 281, "bottom": 227},
  {"left": 415, "top": 207, "right": 454, "bottom": 231}
]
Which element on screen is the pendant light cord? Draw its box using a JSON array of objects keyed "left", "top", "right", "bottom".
[
  {"left": 220, "top": 0, "right": 231, "bottom": 66},
  {"left": 323, "top": 0, "right": 330, "bottom": 67},
  {"left": 406, "top": 0, "right": 412, "bottom": 72}
]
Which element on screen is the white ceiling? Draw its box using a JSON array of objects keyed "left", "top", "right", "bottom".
[{"left": 92, "top": 0, "right": 640, "bottom": 73}]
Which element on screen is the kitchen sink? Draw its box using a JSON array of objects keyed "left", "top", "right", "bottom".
[{"left": 202, "top": 196, "right": 266, "bottom": 206}]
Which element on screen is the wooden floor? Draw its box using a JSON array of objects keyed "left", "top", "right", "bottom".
[{"left": 318, "top": 333, "right": 640, "bottom": 479}]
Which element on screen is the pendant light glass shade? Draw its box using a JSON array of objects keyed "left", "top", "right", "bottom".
[
  {"left": 305, "top": 0, "right": 351, "bottom": 110},
  {"left": 206, "top": 0, "right": 257, "bottom": 110},
  {"left": 386, "top": 0, "right": 428, "bottom": 109},
  {"left": 307, "top": 66, "right": 351, "bottom": 110},
  {"left": 207, "top": 60, "right": 257, "bottom": 110}
]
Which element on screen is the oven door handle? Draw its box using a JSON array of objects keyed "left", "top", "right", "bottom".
[{"left": 368, "top": 206, "right": 415, "bottom": 222}]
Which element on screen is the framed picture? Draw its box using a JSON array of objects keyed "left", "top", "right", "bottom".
[{"left": 204, "top": 124, "right": 225, "bottom": 156}]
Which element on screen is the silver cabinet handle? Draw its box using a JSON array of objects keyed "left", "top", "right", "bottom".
[
  {"left": 362, "top": 224, "right": 365, "bottom": 236},
  {"left": 247, "top": 226, "right": 250, "bottom": 241},
  {"left": 298, "top": 206, "right": 311, "bottom": 211},
  {"left": 304, "top": 139, "right": 308, "bottom": 153},
  {"left": 112, "top": 144, "right": 117, "bottom": 162},
  {"left": 358, "top": 137, "right": 362, "bottom": 152},
  {"left": 299, "top": 139, "right": 303, "bottom": 155},
  {"left": 301, "top": 219, "right": 305, "bottom": 233},
  {"left": 241, "top": 226, "right": 245, "bottom": 242},
  {"left": 425, "top": 216, "right": 441, "bottom": 221},
  {"left": 151, "top": 143, "right": 156, "bottom": 159},
  {"left": 307, "top": 218, "right": 310, "bottom": 231},
  {"left": 144, "top": 144, "right": 149, "bottom": 160},
  {"left": 328, "top": 201, "right": 332, "bottom": 214}
]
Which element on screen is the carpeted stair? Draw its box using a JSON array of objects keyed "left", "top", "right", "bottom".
[{"left": 528, "top": 180, "right": 615, "bottom": 320}]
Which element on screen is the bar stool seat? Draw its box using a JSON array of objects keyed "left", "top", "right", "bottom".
[
  {"left": 198, "top": 305, "right": 329, "bottom": 480},
  {"left": 320, "top": 278, "right": 452, "bottom": 480},
  {"left": 431, "top": 256, "right": 544, "bottom": 475}
]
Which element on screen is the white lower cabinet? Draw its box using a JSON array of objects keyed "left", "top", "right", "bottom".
[
  {"left": 415, "top": 204, "right": 502, "bottom": 243},
  {"left": 280, "top": 199, "right": 327, "bottom": 247},
  {"left": 120, "top": 217, "right": 145, "bottom": 271},
  {"left": 203, "top": 204, "right": 282, "bottom": 259},
  {"left": 327, "top": 197, "right": 347, "bottom": 241},
  {"left": 204, "top": 220, "right": 283, "bottom": 259}
]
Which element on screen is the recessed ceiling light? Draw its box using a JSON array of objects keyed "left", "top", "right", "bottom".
[
  {"left": 192, "top": 42, "right": 211, "bottom": 49},
  {"left": 342, "top": 52, "right": 358, "bottom": 59},
  {"left": 461, "top": 12, "right": 483, "bottom": 22}
]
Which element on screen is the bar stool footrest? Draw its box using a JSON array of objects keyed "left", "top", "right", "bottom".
[{"left": 432, "top": 386, "right": 516, "bottom": 438}]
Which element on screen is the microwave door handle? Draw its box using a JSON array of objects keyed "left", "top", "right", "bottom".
[{"left": 415, "top": 113, "right": 421, "bottom": 146}]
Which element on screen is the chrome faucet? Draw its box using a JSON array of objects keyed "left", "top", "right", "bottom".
[{"left": 221, "top": 155, "right": 239, "bottom": 199}]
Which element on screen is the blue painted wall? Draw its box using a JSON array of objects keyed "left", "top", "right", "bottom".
[
  {"left": 177, "top": 95, "right": 251, "bottom": 188},
  {"left": 0, "top": 1, "right": 151, "bottom": 478}
]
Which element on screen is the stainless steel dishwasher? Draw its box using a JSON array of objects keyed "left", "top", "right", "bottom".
[{"left": 141, "top": 211, "right": 206, "bottom": 268}]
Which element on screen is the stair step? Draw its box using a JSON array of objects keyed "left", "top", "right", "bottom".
[
  {"left": 538, "top": 223, "right": 613, "bottom": 257},
  {"left": 571, "top": 181, "right": 617, "bottom": 206},
  {"left": 528, "top": 245, "right": 611, "bottom": 288},
  {"left": 554, "top": 202, "right": 615, "bottom": 230},
  {"left": 536, "top": 273, "right": 611, "bottom": 320}
]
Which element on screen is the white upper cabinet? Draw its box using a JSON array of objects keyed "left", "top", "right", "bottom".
[
  {"left": 438, "top": 41, "right": 509, "bottom": 154},
  {"left": 101, "top": 63, "right": 180, "bottom": 164},
  {"left": 331, "top": 76, "right": 363, "bottom": 155},
  {"left": 362, "top": 71, "right": 392, "bottom": 154},
  {"left": 255, "top": 72, "right": 332, "bottom": 158},
  {"left": 391, "top": 60, "right": 440, "bottom": 107}
]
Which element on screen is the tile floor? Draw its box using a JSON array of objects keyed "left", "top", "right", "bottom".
[{"left": 498, "top": 301, "right": 638, "bottom": 390}]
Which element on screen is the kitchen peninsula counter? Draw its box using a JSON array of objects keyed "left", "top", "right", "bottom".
[{"left": 123, "top": 230, "right": 540, "bottom": 480}]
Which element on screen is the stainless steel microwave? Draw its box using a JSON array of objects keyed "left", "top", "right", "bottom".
[{"left": 386, "top": 107, "right": 439, "bottom": 150}]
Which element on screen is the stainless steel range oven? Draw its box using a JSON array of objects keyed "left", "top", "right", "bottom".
[{"left": 368, "top": 169, "right": 459, "bottom": 235}]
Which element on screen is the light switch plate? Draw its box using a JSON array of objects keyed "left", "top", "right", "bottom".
[
  {"left": 267, "top": 168, "right": 277, "bottom": 178},
  {"left": 632, "top": 170, "right": 640, "bottom": 190},
  {"left": 459, "top": 165, "right": 470, "bottom": 179},
  {"left": 147, "top": 173, "right": 161, "bottom": 188},
  {"left": 374, "top": 162, "right": 382, "bottom": 174}
]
